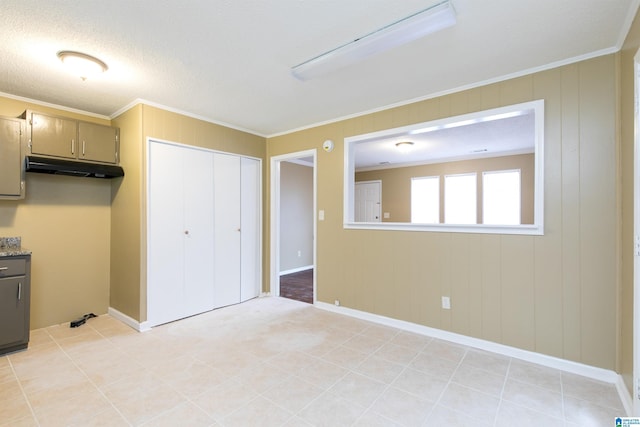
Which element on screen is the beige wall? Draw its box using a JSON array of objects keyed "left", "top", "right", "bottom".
[
  {"left": 110, "top": 105, "right": 143, "bottom": 320},
  {"left": 356, "top": 154, "right": 534, "bottom": 224},
  {"left": 280, "top": 162, "right": 314, "bottom": 272},
  {"left": 0, "top": 98, "right": 112, "bottom": 329},
  {"left": 110, "top": 104, "right": 266, "bottom": 322},
  {"left": 619, "top": 6, "right": 640, "bottom": 397},
  {"left": 267, "top": 55, "right": 619, "bottom": 370}
]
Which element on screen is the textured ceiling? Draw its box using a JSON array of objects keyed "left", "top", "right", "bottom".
[{"left": 0, "top": 0, "right": 637, "bottom": 137}]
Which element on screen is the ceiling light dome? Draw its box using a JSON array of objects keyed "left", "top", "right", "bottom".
[
  {"left": 395, "top": 141, "right": 414, "bottom": 153},
  {"left": 57, "top": 50, "right": 108, "bottom": 80}
]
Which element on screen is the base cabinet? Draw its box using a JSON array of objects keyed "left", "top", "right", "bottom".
[{"left": 0, "top": 256, "right": 30, "bottom": 355}]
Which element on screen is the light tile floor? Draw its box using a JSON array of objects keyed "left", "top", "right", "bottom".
[{"left": 0, "top": 297, "right": 626, "bottom": 426}]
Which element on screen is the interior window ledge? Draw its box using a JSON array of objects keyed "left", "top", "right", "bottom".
[{"left": 343, "top": 221, "right": 544, "bottom": 235}]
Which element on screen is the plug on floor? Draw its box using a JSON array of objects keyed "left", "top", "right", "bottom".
[{"left": 70, "top": 313, "right": 97, "bottom": 328}]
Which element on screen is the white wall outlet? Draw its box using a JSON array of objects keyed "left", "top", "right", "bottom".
[
  {"left": 334, "top": 299, "right": 340, "bottom": 306},
  {"left": 319, "top": 210, "right": 325, "bottom": 221},
  {"left": 383, "top": 212, "right": 390, "bottom": 219},
  {"left": 441, "top": 296, "right": 451, "bottom": 310},
  {"left": 297, "top": 250, "right": 301, "bottom": 257}
]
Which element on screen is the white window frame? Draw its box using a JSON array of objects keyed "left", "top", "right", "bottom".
[{"left": 343, "top": 100, "right": 544, "bottom": 235}]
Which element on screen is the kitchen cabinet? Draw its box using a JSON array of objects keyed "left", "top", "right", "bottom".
[
  {"left": 147, "top": 140, "right": 261, "bottom": 327},
  {"left": 0, "top": 116, "right": 26, "bottom": 200},
  {"left": 25, "top": 111, "right": 120, "bottom": 164},
  {"left": 0, "top": 255, "right": 30, "bottom": 355}
]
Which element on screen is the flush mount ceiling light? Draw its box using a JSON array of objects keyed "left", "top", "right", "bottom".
[
  {"left": 291, "top": 0, "right": 456, "bottom": 81},
  {"left": 395, "top": 141, "right": 414, "bottom": 152},
  {"left": 57, "top": 50, "right": 108, "bottom": 80}
]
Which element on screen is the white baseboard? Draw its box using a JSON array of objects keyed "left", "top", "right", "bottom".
[
  {"left": 279, "top": 265, "right": 313, "bottom": 276},
  {"left": 315, "top": 301, "right": 631, "bottom": 415},
  {"left": 108, "top": 307, "right": 151, "bottom": 332},
  {"left": 617, "top": 375, "right": 634, "bottom": 416}
]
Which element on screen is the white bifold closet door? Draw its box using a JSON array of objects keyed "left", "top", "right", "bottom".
[
  {"left": 148, "top": 141, "right": 215, "bottom": 326},
  {"left": 240, "top": 157, "right": 260, "bottom": 302},
  {"left": 212, "top": 154, "right": 261, "bottom": 308}
]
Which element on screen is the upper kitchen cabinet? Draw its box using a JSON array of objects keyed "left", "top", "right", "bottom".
[
  {"left": 25, "top": 111, "right": 119, "bottom": 164},
  {"left": 78, "top": 121, "right": 119, "bottom": 164},
  {"left": 0, "top": 116, "right": 26, "bottom": 200}
]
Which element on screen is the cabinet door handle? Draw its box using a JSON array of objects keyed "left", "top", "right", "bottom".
[
  {"left": 0, "top": 267, "right": 8, "bottom": 271},
  {"left": 82, "top": 140, "right": 86, "bottom": 156},
  {"left": 71, "top": 139, "right": 75, "bottom": 155},
  {"left": 17, "top": 282, "right": 21, "bottom": 301}
]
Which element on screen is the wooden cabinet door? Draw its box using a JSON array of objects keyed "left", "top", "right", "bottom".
[
  {"left": 78, "top": 122, "right": 118, "bottom": 164},
  {"left": 29, "top": 112, "right": 77, "bottom": 159},
  {"left": 0, "top": 277, "right": 26, "bottom": 347},
  {"left": 0, "top": 117, "right": 24, "bottom": 199}
]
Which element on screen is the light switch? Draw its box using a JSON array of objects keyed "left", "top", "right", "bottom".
[{"left": 318, "top": 210, "right": 325, "bottom": 221}]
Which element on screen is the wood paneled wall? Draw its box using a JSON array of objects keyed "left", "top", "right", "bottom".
[{"left": 267, "top": 55, "right": 619, "bottom": 370}]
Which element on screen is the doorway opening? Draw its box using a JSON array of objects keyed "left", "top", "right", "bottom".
[{"left": 270, "top": 150, "right": 317, "bottom": 304}]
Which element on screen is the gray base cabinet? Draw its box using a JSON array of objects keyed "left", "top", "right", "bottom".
[{"left": 0, "top": 256, "right": 30, "bottom": 355}]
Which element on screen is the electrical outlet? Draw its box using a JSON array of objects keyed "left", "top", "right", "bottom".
[
  {"left": 334, "top": 299, "right": 340, "bottom": 306},
  {"left": 297, "top": 250, "right": 301, "bottom": 257},
  {"left": 441, "top": 296, "right": 451, "bottom": 309}
]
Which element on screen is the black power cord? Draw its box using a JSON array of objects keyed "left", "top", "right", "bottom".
[{"left": 70, "top": 313, "right": 97, "bottom": 328}]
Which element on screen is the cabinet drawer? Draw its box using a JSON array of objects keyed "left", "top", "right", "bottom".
[{"left": 0, "top": 258, "right": 26, "bottom": 277}]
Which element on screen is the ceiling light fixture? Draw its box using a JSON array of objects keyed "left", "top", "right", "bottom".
[
  {"left": 291, "top": 0, "right": 456, "bottom": 81},
  {"left": 395, "top": 141, "right": 414, "bottom": 152},
  {"left": 57, "top": 50, "right": 108, "bottom": 80}
]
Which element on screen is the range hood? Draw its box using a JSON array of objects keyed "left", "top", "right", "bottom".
[{"left": 25, "top": 156, "right": 124, "bottom": 179}]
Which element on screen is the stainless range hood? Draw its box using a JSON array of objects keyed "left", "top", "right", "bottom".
[{"left": 25, "top": 156, "right": 124, "bottom": 179}]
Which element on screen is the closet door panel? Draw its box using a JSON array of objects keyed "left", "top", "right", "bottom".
[
  {"left": 148, "top": 142, "right": 186, "bottom": 326},
  {"left": 183, "top": 149, "right": 215, "bottom": 316},
  {"left": 240, "top": 157, "right": 260, "bottom": 302},
  {"left": 213, "top": 153, "right": 241, "bottom": 308}
]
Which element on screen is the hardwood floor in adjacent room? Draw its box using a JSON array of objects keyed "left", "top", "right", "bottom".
[{"left": 280, "top": 269, "right": 313, "bottom": 304}]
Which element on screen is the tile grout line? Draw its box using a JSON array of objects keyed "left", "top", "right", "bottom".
[
  {"left": 6, "top": 346, "right": 41, "bottom": 426},
  {"left": 426, "top": 346, "right": 472, "bottom": 424},
  {"left": 56, "top": 323, "right": 135, "bottom": 426},
  {"left": 492, "top": 356, "right": 513, "bottom": 427}
]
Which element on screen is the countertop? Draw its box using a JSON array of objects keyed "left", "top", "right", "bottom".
[
  {"left": 0, "top": 237, "right": 31, "bottom": 257},
  {"left": 0, "top": 248, "right": 32, "bottom": 257}
]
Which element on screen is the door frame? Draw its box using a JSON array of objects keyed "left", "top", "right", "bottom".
[
  {"left": 634, "top": 48, "right": 640, "bottom": 415},
  {"left": 270, "top": 149, "right": 317, "bottom": 301}
]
